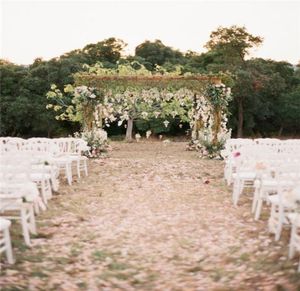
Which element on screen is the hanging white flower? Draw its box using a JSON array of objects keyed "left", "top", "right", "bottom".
[
  {"left": 141, "top": 111, "right": 148, "bottom": 119},
  {"left": 154, "top": 111, "right": 160, "bottom": 118},
  {"left": 171, "top": 111, "right": 177, "bottom": 118},
  {"left": 163, "top": 120, "right": 170, "bottom": 128},
  {"left": 146, "top": 130, "right": 152, "bottom": 139},
  {"left": 135, "top": 133, "right": 141, "bottom": 142},
  {"left": 118, "top": 120, "right": 123, "bottom": 126}
]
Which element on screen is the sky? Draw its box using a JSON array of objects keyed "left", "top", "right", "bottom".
[{"left": 1, "top": 0, "right": 300, "bottom": 65}]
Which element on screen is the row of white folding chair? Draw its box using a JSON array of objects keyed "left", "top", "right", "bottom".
[
  {"left": 0, "top": 150, "right": 60, "bottom": 227},
  {"left": 1, "top": 138, "right": 89, "bottom": 185},
  {"left": 231, "top": 162, "right": 300, "bottom": 271},
  {"left": 0, "top": 154, "right": 40, "bottom": 247},
  {"left": 223, "top": 139, "right": 300, "bottom": 162},
  {"left": 227, "top": 148, "right": 300, "bottom": 189},
  {"left": 1, "top": 149, "right": 59, "bottom": 201},
  {"left": 224, "top": 144, "right": 300, "bottom": 271},
  {"left": 221, "top": 138, "right": 254, "bottom": 159},
  {"left": 266, "top": 183, "right": 300, "bottom": 271},
  {"left": 252, "top": 161, "right": 300, "bottom": 219},
  {"left": 267, "top": 182, "right": 300, "bottom": 241},
  {"left": 1, "top": 137, "right": 89, "bottom": 156},
  {"left": 224, "top": 144, "right": 279, "bottom": 186},
  {"left": 0, "top": 139, "right": 88, "bottom": 263},
  {"left": 231, "top": 156, "right": 300, "bottom": 207},
  {"left": 18, "top": 144, "right": 73, "bottom": 185},
  {"left": 253, "top": 181, "right": 300, "bottom": 272},
  {"left": 232, "top": 159, "right": 300, "bottom": 240},
  {"left": 51, "top": 138, "right": 89, "bottom": 179},
  {"left": 24, "top": 137, "right": 89, "bottom": 180}
]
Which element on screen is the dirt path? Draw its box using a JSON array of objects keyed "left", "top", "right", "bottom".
[{"left": 1, "top": 141, "right": 299, "bottom": 290}]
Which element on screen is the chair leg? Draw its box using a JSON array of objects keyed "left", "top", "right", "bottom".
[
  {"left": 84, "top": 160, "right": 88, "bottom": 176},
  {"left": 28, "top": 205, "right": 37, "bottom": 235},
  {"left": 254, "top": 189, "right": 264, "bottom": 220},
  {"left": 51, "top": 170, "right": 59, "bottom": 192},
  {"left": 275, "top": 223, "right": 283, "bottom": 241},
  {"left": 33, "top": 200, "right": 40, "bottom": 215},
  {"left": 275, "top": 206, "right": 284, "bottom": 241},
  {"left": 252, "top": 188, "right": 259, "bottom": 213},
  {"left": 66, "top": 164, "right": 72, "bottom": 185},
  {"left": 232, "top": 179, "right": 240, "bottom": 206},
  {"left": 4, "top": 228, "right": 15, "bottom": 264},
  {"left": 46, "top": 179, "right": 52, "bottom": 199},
  {"left": 37, "top": 196, "right": 47, "bottom": 212},
  {"left": 20, "top": 207, "right": 31, "bottom": 246},
  {"left": 77, "top": 160, "right": 81, "bottom": 178},
  {"left": 233, "top": 179, "right": 245, "bottom": 206},
  {"left": 51, "top": 177, "right": 59, "bottom": 192},
  {"left": 289, "top": 225, "right": 296, "bottom": 259},
  {"left": 255, "top": 199, "right": 263, "bottom": 220},
  {"left": 40, "top": 180, "right": 48, "bottom": 205}
]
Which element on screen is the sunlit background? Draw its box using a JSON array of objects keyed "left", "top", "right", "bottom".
[{"left": 1, "top": 0, "right": 299, "bottom": 65}]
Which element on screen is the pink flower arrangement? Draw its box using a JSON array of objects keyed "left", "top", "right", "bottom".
[{"left": 233, "top": 151, "right": 241, "bottom": 158}]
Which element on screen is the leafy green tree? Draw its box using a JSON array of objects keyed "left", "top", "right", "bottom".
[
  {"left": 227, "top": 58, "right": 298, "bottom": 136},
  {"left": 0, "top": 58, "right": 79, "bottom": 137},
  {"left": 205, "top": 25, "right": 263, "bottom": 67},
  {"left": 205, "top": 25, "right": 263, "bottom": 137},
  {"left": 82, "top": 37, "right": 127, "bottom": 65},
  {"left": 135, "top": 40, "right": 185, "bottom": 71},
  {"left": 0, "top": 61, "right": 28, "bottom": 135}
]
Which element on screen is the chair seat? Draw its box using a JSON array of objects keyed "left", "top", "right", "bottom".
[
  {"left": 30, "top": 173, "right": 51, "bottom": 181},
  {"left": 233, "top": 171, "right": 256, "bottom": 180},
  {"left": 267, "top": 195, "right": 297, "bottom": 209},
  {"left": 66, "top": 155, "right": 88, "bottom": 162},
  {"left": 288, "top": 213, "right": 300, "bottom": 226},
  {"left": 262, "top": 179, "right": 295, "bottom": 187},
  {"left": 0, "top": 182, "right": 39, "bottom": 202},
  {"left": 50, "top": 156, "right": 72, "bottom": 164}
]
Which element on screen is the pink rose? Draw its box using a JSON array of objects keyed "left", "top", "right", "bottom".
[{"left": 233, "top": 152, "right": 240, "bottom": 158}]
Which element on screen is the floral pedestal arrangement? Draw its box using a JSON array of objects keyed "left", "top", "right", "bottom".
[{"left": 76, "top": 128, "right": 110, "bottom": 158}]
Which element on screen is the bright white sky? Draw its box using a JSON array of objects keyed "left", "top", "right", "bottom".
[{"left": 1, "top": 0, "right": 299, "bottom": 65}]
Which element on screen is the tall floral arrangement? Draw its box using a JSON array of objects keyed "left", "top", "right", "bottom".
[
  {"left": 188, "top": 83, "right": 232, "bottom": 158},
  {"left": 75, "top": 128, "right": 108, "bottom": 158},
  {"left": 47, "top": 84, "right": 109, "bottom": 157}
]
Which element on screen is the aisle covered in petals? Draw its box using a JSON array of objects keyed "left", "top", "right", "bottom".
[{"left": 1, "top": 142, "right": 299, "bottom": 290}]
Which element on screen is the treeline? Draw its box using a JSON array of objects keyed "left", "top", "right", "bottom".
[{"left": 1, "top": 26, "right": 300, "bottom": 138}]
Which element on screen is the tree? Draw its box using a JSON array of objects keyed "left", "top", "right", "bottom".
[
  {"left": 83, "top": 38, "right": 127, "bottom": 65},
  {"left": 0, "top": 58, "right": 80, "bottom": 137},
  {"left": 205, "top": 25, "right": 263, "bottom": 66},
  {"left": 135, "top": 40, "right": 185, "bottom": 71},
  {"left": 205, "top": 26, "right": 263, "bottom": 137},
  {"left": 0, "top": 61, "right": 28, "bottom": 136}
]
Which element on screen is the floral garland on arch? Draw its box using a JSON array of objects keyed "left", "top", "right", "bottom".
[
  {"left": 188, "top": 83, "right": 232, "bottom": 158},
  {"left": 46, "top": 84, "right": 109, "bottom": 158},
  {"left": 46, "top": 63, "right": 232, "bottom": 158}
]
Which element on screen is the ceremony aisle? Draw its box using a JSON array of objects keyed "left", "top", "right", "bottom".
[{"left": 1, "top": 141, "right": 299, "bottom": 290}]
